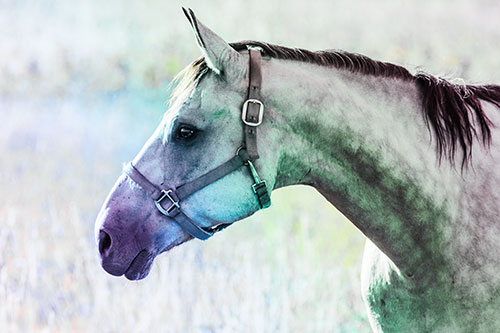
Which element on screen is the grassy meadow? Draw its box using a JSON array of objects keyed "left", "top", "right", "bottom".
[{"left": 1, "top": 0, "right": 499, "bottom": 331}]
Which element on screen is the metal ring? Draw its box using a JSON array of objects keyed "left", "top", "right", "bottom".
[{"left": 235, "top": 146, "right": 250, "bottom": 165}]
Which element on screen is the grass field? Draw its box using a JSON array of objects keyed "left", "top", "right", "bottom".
[{"left": 1, "top": 0, "right": 499, "bottom": 331}]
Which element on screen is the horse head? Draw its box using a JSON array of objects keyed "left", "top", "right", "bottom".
[{"left": 94, "top": 9, "right": 282, "bottom": 280}]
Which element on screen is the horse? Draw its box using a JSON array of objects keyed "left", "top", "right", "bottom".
[{"left": 94, "top": 8, "right": 500, "bottom": 332}]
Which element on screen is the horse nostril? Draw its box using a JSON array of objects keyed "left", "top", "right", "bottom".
[{"left": 98, "top": 230, "right": 112, "bottom": 256}]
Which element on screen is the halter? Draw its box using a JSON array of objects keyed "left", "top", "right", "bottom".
[{"left": 124, "top": 49, "right": 271, "bottom": 240}]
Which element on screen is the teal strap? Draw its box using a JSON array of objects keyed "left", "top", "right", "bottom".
[{"left": 247, "top": 160, "right": 271, "bottom": 209}]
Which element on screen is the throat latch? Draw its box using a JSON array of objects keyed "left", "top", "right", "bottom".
[{"left": 240, "top": 48, "right": 270, "bottom": 209}]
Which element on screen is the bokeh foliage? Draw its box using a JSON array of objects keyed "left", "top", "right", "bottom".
[{"left": 1, "top": 0, "right": 499, "bottom": 331}]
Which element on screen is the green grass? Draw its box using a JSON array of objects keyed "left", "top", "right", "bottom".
[{"left": 1, "top": 0, "right": 499, "bottom": 331}]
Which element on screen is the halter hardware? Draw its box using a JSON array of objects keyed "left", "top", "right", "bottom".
[
  {"left": 241, "top": 99, "right": 264, "bottom": 126},
  {"left": 154, "top": 189, "right": 179, "bottom": 216},
  {"left": 124, "top": 49, "right": 270, "bottom": 240},
  {"left": 247, "top": 159, "right": 271, "bottom": 208}
]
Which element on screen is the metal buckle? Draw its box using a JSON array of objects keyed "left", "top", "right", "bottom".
[
  {"left": 252, "top": 180, "right": 268, "bottom": 194},
  {"left": 241, "top": 99, "right": 264, "bottom": 126},
  {"left": 154, "top": 189, "right": 179, "bottom": 217}
]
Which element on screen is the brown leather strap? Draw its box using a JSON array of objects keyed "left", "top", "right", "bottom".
[
  {"left": 125, "top": 150, "right": 252, "bottom": 240},
  {"left": 244, "top": 49, "right": 263, "bottom": 160},
  {"left": 124, "top": 163, "right": 162, "bottom": 199},
  {"left": 124, "top": 162, "right": 213, "bottom": 240},
  {"left": 175, "top": 149, "right": 250, "bottom": 200}
]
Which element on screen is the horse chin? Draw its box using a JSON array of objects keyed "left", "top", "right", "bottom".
[
  {"left": 124, "top": 249, "right": 155, "bottom": 280},
  {"left": 123, "top": 234, "right": 193, "bottom": 280}
]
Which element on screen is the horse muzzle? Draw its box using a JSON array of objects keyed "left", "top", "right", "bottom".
[
  {"left": 95, "top": 174, "right": 191, "bottom": 280},
  {"left": 94, "top": 176, "right": 158, "bottom": 280},
  {"left": 97, "top": 223, "right": 154, "bottom": 279}
]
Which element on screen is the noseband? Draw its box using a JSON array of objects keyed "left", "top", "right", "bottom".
[{"left": 124, "top": 49, "right": 271, "bottom": 240}]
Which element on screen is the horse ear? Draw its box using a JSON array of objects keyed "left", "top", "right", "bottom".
[{"left": 182, "top": 8, "right": 245, "bottom": 78}]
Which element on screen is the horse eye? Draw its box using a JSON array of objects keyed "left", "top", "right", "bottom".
[{"left": 176, "top": 126, "right": 198, "bottom": 141}]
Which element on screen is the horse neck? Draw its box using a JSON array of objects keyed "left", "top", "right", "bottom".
[{"left": 264, "top": 59, "right": 462, "bottom": 278}]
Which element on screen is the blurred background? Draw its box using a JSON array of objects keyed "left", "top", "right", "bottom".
[{"left": 1, "top": 0, "right": 499, "bottom": 331}]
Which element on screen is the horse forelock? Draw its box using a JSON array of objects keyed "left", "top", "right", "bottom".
[
  {"left": 168, "top": 56, "right": 208, "bottom": 109},
  {"left": 171, "top": 40, "right": 500, "bottom": 167}
]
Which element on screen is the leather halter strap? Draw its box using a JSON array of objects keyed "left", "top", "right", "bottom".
[
  {"left": 124, "top": 49, "right": 270, "bottom": 240},
  {"left": 243, "top": 49, "right": 263, "bottom": 159}
]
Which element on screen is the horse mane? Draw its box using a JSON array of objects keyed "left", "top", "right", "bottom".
[{"left": 173, "top": 40, "right": 500, "bottom": 167}]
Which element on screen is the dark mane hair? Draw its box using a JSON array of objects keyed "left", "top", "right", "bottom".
[{"left": 175, "top": 40, "right": 500, "bottom": 167}]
